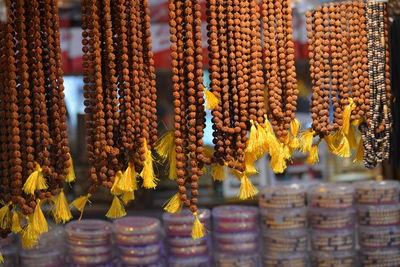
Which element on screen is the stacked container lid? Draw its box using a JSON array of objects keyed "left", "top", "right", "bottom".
[
  {"left": 66, "top": 220, "right": 113, "bottom": 266},
  {"left": 212, "top": 205, "right": 260, "bottom": 267},
  {"left": 1, "top": 234, "right": 17, "bottom": 267},
  {"left": 19, "top": 224, "right": 65, "bottom": 267},
  {"left": 259, "top": 184, "right": 308, "bottom": 267},
  {"left": 355, "top": 180, "right": 400, "bottom": 266},
  {"left": 113, "top": 216, "right": 162, "bottom": 267},
  {"left": 308, "top": 183, "right": 356, "bottom": 267},
  {"left": 163, "top": 209, "right": 211, "bottom": 267}
]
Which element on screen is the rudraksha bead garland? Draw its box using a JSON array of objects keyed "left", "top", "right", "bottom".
[
  {"left": 73, "top": 0, "right": 158, "bottom": 220},
  {"left": 261, "top": 0, "right": 301, "bottom": 173},
  {"left": 163, "top": 0, "right": 208, "bottom": 239},
  {"left": 303, "top": 1, "right": 371, "bottom": 164},
  {"left": 0, "top": 0, "right": 73, "bottom": 248},
  {"left": 361, "top": 1, "right": 392, "bottom": 169}
]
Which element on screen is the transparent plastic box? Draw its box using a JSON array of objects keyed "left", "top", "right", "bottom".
[
  {"left": 167, "top": 236, "right": 210, "bottom": 258},
  {"left": 163, "top": 209, "right": 211, "bottom": 237},
  {"left": 260, "top": 207, "right": 307, "bottom": 230},
  {"left": 262, "top": 228, "right": 308, "bottom": 253},
  {"left": 359, "top": 248, "right": 400, "bottom": 267},
  {"left": 259, "top": 184, "right": 306, "bottom": 209},
  {"left": 66, "top": 220, "right": 113, "bottom": 246},
  {"left": 308, "top": 207, "right": 355, "bottom": 230},
  {"left": 357, "top": 204, "right": 400, "bottom": 226},
  {"left": 214, "top": 253, "right": 260, "bottom": 267},
  {"left": 359, "top": 225, "right": 400, "bottom": 249},
  {"left": 310, "top": 251, "right": 356, "bottom": 267},
  {"left": 308, "top": 183, "right": 354, "bottom": 209},
  {"left": 212, "top": 205, "right": 259, "bottom": 233},
  {"left": 311, "top": 229, "right": 354, "bottom": 252},
  {"left": 113, "top": 216, "right": 161, "bottom": 246},
  {"left": 354, "top": 180, "right": 400, "bottom": 204},
  {"left": 168, "top": 256, "right": 211, "bottom": 267},
  {"left": 262, "top": 251, "right": 308, "bottom": 267},
  {"left": 214, "top": 232, "right": 259, "bottom": 254}
]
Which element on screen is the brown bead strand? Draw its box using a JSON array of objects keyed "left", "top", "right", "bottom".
[
  {"left": 358, "top": 4, "right": 370, "bottom": 120},
  {"left": 350, "top": 3, "right": 361, "bottom": 120},
  {"left": 169, "top": 0, "right": 189, "bottom": 206},
  {"left": 338, "top": 5, "right": 349, "bottom": 126},
  {"left": 5, "top": 0, "right": 24, "bottom": 210}
]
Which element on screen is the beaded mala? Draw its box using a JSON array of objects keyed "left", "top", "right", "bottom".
[
  {"left": 303, "top": 1, "right": 370, "bottom": 163},
  {"left": 0, "top": 0, "right": 74, "bottom": 247},
  {"left": 162, "top": 0, "right": 209, "bottom": 239},
  {"left": 73, "top": 0, "right": 158, "bottom": 219},
  {"left": 261, "top": 0, "right": 301, "bottom": 173},
  {"left": 361, "top": 1, "right": 392, "bottom": 168}
]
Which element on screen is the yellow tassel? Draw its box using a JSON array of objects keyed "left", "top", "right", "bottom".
[
  {"left": 21, "top": 228, "right": 39, "bottom": 248},
  {"left": 245, "top": 120, "right": 259, "bottom": 154},
  {"left": 257, "top": 123, "right": 269, "bottom": 153},
  {"left": 163, "top": 193, "right": 183, "bottom": 213},
  {"left": 229, "top": 167, "right": 243, "bottom": 180},
  {"left": 0, "top": 252, "right": 3, "bottom": 263},
  {"left": 324, "top": 134, "right": 336, "bottom": 153},
  {"left": 70, "top": 194, "right": 91, "bottom": 220},
  {"left": 106, "top": 196, "right": 126, "bottom": 219},
  {"left": 306, "top": 145, "right": 319, "bottom": 164},
  {"left": 282, "top": 144, "right": 291, "bottom": 160},
  {"left": 244, "top": 152, "right": 258, "bottom": 176},
  {"left": 11, "top": 211, "right": 21, "bottom": 233},
  {"left": 239, "top": 174, "right": 259, "bottom": 200},
  {"left": 263, "top": 116, "right": 280, "bottom": 155},
  {"left": 22, "top": 162, "right": 48, "bottom": 195},
  {"left": 117, "top": 163, "right": 137, "bottom": 193},
  {"left": 53, "top": 191, "right": 72, "bottom": 224},
  {"left": 204, "top": 89, "right": 219, "bottom": 110},
  {"left": 155, "top": 131, "right": 175, "bottom": 161},
  {"left": 290, "top": 118, "right": 301, "bottom": 137},
  {"left": 0, "top": 204, "right": 11, "bottom": 229},
  {"left": 288, "top": 136, "right": 300, "bottom": 154},
  {"left": 122, "top": 191, "right": 135, "bottom": 205},
  {"left": 191, "top": 212, "right": 206, "bottom": 239},
  {"left": 341, "top": 98, "right": 356, "bottom": 135},
  {"left": 168, "top": 149, "right": 177, "bottom": 180},
  {"left": 354, "top": 138, "right": 364, "bottom": 163},
  {"left": 299, "top": 130, "right": 314, "bottom": 153},
  {"left": 110, "top": 171, "right": 124, "bottom": 195},
  {"left": 270, "top": 144, "right": 287, "bottom": 174},
  {"left": 140, "top": 139, "right": 158, "bottom": 189},
  {"left": 211, "top": 164, "right": 226, "bottom": 181},
  {"left": 65, "top": 153, "right": 76, "bottom": 183},
  {"left": 333, "top": 134, "right": 351, "bottom": 158},
  {"left": 347, "top": 126, "right": 358, "bottom": 149},
  {"left": 31, "top": 200, "right": 48, "bottom": 234}
]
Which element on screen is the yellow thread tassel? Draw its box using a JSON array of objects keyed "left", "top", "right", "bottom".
[
  {"left": 163, "top": 193, "right": 183, "bottom": 213},
  {"left": 263, "top": 116, "right": 280, "bottom": 155},
  {"left": 141, "top": 139, "right": 158, "bottom": 189},
  {"left": 239, "top": 174, "right": 259, "bottom": 200},
  {"left": 21, "top": 228, "right": 39, "bottom": 248},
  {"left": 288, "top": 136, "right": 300, "bottom": 153},
  {"left": 0, "top": 252, "right": 3, "bottom": 263},
  {"left": 11, "top": 212, "right": 21, "bottom": 233},
  {"left": 245, "top": 120, "right": 259, "bottom": 154},
  {"left": 117, "top": 164, "right": 137, "bottom": 193},
  {"left": 347, "top": 126, "right": 358, "bottom": 149},
  {"left": 53, "top": 191, "right": 72, "bottom": 224},
  {"left": 306, "top": 145, "right": 319, "bottom": 164},
  {"left": 110, "top": 171, "right": 124, "bottom": 195},
  {"left": 191, "top": 212, "right": 206, "bottom": 239},
  {"left": 354, "top": 138, "right": 364, "bottom": 163},
  {"left": 32, "top": 201, "right": 48, "bottom": 234},
  {"left": 324, "top": 134, "right": 336, "bottom": 153},
  {"left": 211, "top": 164, "right": 226, "bottom": 181},
  {"left": 23, "top": 162, "right": 48, "bottom": 195},
  {"left": 168, "top": 149, "right": 177, "bottom": 180},
  {"left": 282, "top": 144, "right": 291, "bottom": 160},
  {"left": 70, "top": 194, "right": 91, "bottom": 220},
  {"left": 270, "top": 144, "right": 287, "bottom": 174},
  {"left": 204, "top": 89, "right": 219, "bottom": 110},
  {"left": 290, "top": 118, "right": 301, "bottom": 137},
  {"left": 257, "top": 123, "right": 269, "bottom": 152},
  {"left": 334, "top": 134, "right": 351, "bottom": 158},
  {"left": 299, "top": 130, "right": 314, "bottom": 153},
  {"left": 342, "top": 98, "right": 355, "bottom": 135},
  {"left": 65, "top": 153, "right": 76, "bottom": 183},
  {"left": 122, "top": 191, "right": 135, "bottom": 205},
  {"left": 0, "top": 204, "right": 10, "bottom": 229},
  {"left": 244, "top": 152, "right": 258, "bottom": 176},
  {"left": 106, "top": 196, "right": 126, "bottom": 219},
  {"left": 155, "top": 131, "right": 175, "bottom": 161}
]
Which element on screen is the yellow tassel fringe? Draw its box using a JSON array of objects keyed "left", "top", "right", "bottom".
[
  {"left": 204, "top": 89, "right": 219, "bottom": 110},
  {"left": 106, "top": 196, "right": 126, "bottom": 219},
  {"left": 11, "top": 212, "right": 21, "bottom": 233},
  {"left": 31, "top": 200, "right": 48, "bottom": 235},
  {"left": 299, "top": 130, "right": 314, "bottom": 153},
  {"left": 23, "top": 162, "right": 48, "bottom": 195},
  {"left": 117, "top": 163, "right": 137, "bottom": 193},
  {"left": 306, "top": 145, "right": 319, "bottom": 164},
  {"left": 155, "top": 131, "right": 175, "bottom": 161},
  {"left": 163, "top": 193, "right": 183, "bottom": 214},
  {"left": 0, "top": 204, "right": 11, "bottom": 230},
  {"left": 65, "top": 153, "right": 76, "bottom": 183},
  {"left": 334, "top": 134, "right": 351, "bottom": 158},
  {"left": 122, "top": 191, "right": 135, "bottom": 205},
  {"left": 53, "top": 191, "right": 72, "bottom": 224},
  {"left": 239, "top": 174, "right": 259, "bottom": 200},
  {"left": 111, "top": 171, "right": 124, "bottom": 195},
  {"left": 70, "top": 194, "right": 91, "bottom": 220},
  {"left": 191, "top": 212, "right": 206, "bottom": 239},
  {"left": 211, "top": 164, "right": 226, "bottom": 181},
  {"left": 140, "top": 139, "right": 158, "bottom": 189},
  {"left": 354, "top": 138, "right": 364, "bottom": 163}
]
